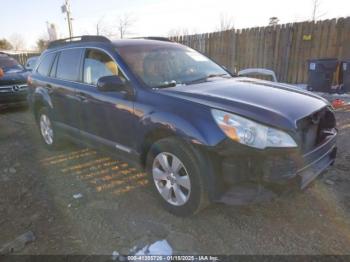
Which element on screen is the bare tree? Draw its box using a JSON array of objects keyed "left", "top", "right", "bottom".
[
  {"left": 0, "top": 39, "right": 12, "bottom": 50},
  {"left": 36, "top": 39, "right": 49, "bottom": 52},
  {"left": 218, "top": 13, "right": 235, "bottom": 31},
  {"left": 116, "top": 14, "right": 135, "bottom": 39},
  {"left": 268, "top": 17, "right": 279, "bottom": 26},
  {"left": 9, "top": 34, "right": 25, "bottom": 50},
  {"left": 311, "top": 0, "right": 327, "bottom": 21},
  {"left": 167, "top": 27, "right": 190, "bottom": 37}
]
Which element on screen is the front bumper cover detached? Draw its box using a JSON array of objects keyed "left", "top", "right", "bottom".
[{"left": 215, "top": 128, "right": 337, "bottom": 205}]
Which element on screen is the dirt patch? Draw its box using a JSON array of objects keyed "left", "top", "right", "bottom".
[{"left": 1, "top": 107, "right": 350, "bottom": 255}]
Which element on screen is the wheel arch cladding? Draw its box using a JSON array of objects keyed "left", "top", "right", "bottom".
[{"left": 33, "top": 88, "right": 53, "bottom": 120}]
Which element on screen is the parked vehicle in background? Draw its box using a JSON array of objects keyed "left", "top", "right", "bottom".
[
  {"left": 28, "top": 36, "right": 337, "bottom": 216},
  {"left": 238, "top": 68, "right": 278, "bottom": 82},
  {"left": 238, "top": 67, "right": 350, "bottom": 108},
  {"left": 25, "top": 56, "right": 39, "bottom": 71},
  {"left": 0, "top": 53, "right": 29, "bottom": 108}
]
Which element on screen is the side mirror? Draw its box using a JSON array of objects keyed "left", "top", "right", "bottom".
[
  {"left": 222, "top": 65, "right": 235, "bottom": 76},
  {"left": 0, "top": 68, "right": 4, "bottom": 78},
  {"left": 97, "top": 75, "right": 131, "bottom": 94}
]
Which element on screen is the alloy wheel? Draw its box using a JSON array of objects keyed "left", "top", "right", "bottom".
[
  {"left": 152, "top": 152, "right": 191, "bottom": 206},
  {"left": 40, "top": 114, "right": 54, "bottom": 145}
]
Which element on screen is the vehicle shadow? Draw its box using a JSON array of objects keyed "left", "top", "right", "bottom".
[{"left": 0, "top": 104, "right": 28, "bottom": 114}]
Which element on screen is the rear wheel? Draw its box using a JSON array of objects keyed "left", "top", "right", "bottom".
[
  {"left": 146, "top": 137, "right": 210, "bottom": 216},
  {"left": 37, "top": 108, "right": 62, "bottom": 149}
]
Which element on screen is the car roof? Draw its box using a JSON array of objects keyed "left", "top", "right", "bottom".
[
  {"left": 0, "top": 52, "right": 10, "bottom": 57},
  {"left": 0, "top": 55, "right": 20, "bottom": 67},
  {"left": 0, "top": 55, "right": 16, "bottom": 61},
  {"left": 44, "top": 37, "right": 181, "bottom": 53},
  {"left": 111, "top": 39, "right": 179, "bottom": 48}
]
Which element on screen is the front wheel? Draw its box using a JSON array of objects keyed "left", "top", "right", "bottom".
[{"left": 146, "top": 138, "right": 210, "bottom": 216}]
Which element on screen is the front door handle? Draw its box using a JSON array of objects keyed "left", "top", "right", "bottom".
[
  {"left": 46, "top": 84, "right": 53, "bottom": 94},
  {"left": 76, "top": 92, "right": 88, "bottom": 102}
]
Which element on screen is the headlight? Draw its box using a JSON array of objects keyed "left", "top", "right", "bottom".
[{"left": 211, "top": 109, "right": 297, "bottom": 149}]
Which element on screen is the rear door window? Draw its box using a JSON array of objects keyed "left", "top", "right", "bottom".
[
  {"left": 56, "top": 49, "right": 83, "bottom": 81},
  {"left": 37, "top": 53, "right": 56, "bottom": 76}
]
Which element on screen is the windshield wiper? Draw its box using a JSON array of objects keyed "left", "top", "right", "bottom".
[
  {"left": 185, "top": 73, "right": 230, "bottom": 85},
  {"left": 153, "top": 81, "right": 178, "bottom": 89}
]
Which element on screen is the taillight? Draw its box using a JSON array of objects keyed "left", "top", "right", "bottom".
[{"left": 332, "top": 99, "right": 346, "bottom": 109}]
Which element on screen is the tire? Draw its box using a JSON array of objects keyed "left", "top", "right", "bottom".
[
  {"left": 146, "top": 137, "right": 210, "bottom": 216},
  {"left": 37, "top": 107, "right": 62, "bottom": 150}
]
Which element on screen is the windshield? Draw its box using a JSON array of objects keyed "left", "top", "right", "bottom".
[
  {"left": 0, "top": 56, "right": 24, "bottom": 73},
  {"left": 26, "top": 57, "right": 38, "bottom": 70},
  {"left": 117, "top": 44, "right": 230, "bottom": 88}
]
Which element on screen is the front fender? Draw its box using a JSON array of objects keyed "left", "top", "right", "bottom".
[
  {"left": 140, "top": 111, "right": 209, "bottom": 146},
  {"left": 139, "top": 108, "right": 227, "bottom": 148}
]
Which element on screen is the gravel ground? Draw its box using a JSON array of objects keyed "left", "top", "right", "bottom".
[{"left": 1, "top": 106, "right": 350, "bottom": 255}]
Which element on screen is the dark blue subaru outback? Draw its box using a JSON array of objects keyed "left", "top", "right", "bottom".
[{"left": 28, "top": 36, "right": 337, "bottom": 216}]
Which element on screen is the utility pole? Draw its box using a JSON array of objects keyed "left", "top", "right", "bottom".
[
  {"left": 96, "top": 16, "right": 105, "bottom": 36},
  {"left": 61, "top": 0, "right": 73, "bottom": 38},
  {"left": 311, "top": 0, "right": 319, "bottom": 21}
]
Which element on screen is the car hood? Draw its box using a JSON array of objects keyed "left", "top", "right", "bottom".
[
  {"left": 0, "top": 71, "right": 28, "bottom": 86},
  {"left": 160, "top": 77, "right": 329, "bottom": 130}
]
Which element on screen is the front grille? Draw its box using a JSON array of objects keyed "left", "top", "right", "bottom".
[
  {"left": 0, "top": 84, "right": 28, "bottom": 93},
  {"left": 297, "top": 107, "right": 336, "bottom": 153}
]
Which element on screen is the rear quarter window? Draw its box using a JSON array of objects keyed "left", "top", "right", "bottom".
[{"left": 56, "top": 49, "right": 83, "bottom": 81}]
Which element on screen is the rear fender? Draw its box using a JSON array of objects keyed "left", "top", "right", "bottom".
[{"left": 33, "top": 87, "right": 53, "bottom": 109}]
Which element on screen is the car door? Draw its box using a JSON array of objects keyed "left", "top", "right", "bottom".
[
  {"left": 77, "top": 48, "right": 136, "bottom": 153},
  {"left": 49, "top": 48, "right": 84, "bottom": 133}
]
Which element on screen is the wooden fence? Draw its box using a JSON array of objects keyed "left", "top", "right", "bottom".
[
  {"left": 170, "top": 17, "right": 350, "bottom": 84},
  {"left": 11, "top": 53, "right": 40, "bottom": 65}
]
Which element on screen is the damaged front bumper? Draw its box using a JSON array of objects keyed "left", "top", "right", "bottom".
[{"left": 212, "top": 128, "right": 337, "bottom": 204}]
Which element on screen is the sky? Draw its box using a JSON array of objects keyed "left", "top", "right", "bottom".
[{"left": 1, "top": 0, "right": 350, "bottom": 50}]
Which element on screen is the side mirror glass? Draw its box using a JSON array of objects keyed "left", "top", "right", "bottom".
[{"left": 97, "top": 75, "right": 130, "bottom": 93}]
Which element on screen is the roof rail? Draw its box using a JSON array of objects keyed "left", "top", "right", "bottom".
[
  {"left": 132, "top": 37, "right": 173, "bottom": 42},
  {"left": 48, "top": 35, "right": 111, "bottom": 49}
]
